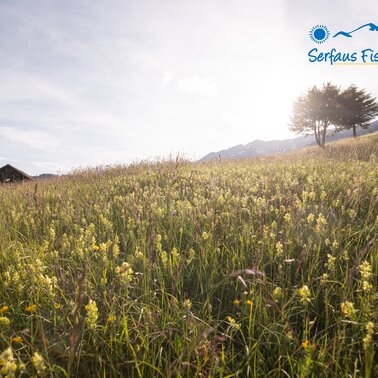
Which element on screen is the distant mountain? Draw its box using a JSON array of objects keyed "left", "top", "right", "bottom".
[
  {"left": 33, "top": 173, "right": 57, "bottom": 180},
  {"left": 200, "top": 121, "right": 378, "bottom": 162}
]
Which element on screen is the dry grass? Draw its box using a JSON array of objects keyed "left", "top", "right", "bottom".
[{"left": 0, "top": 134, "right": 377, "bottom": 377}]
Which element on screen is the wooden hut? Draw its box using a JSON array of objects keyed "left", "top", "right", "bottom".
[{"left": 0, "top": 164, "right": 32, "bottom": 183}]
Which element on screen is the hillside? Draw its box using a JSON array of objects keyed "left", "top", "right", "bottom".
[
  {"left": 0, "top": 137, "right": 377, "bottom": 377},
  {"left": 200, "top": 120, "right": 378, "bottom": 161},
  {"left": 295, "top": 130, "right": 378, "bottom": 161}
]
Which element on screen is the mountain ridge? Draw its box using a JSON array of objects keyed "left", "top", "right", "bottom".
[{"left": 200, "top": 121, "right": 378, "bottom": 162}]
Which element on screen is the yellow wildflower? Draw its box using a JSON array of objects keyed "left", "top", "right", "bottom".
[
  {"left": 307, "top": 213, "right": 315, "bottom": 224},
  {"left": 183, "top": 299, "right": 192, "bottom": 310},
  {"left": 107, "top": 314, "right": 117, "bottom": 323},
  {"left": 362, "top": 280, "right": 373, "bottom": 292},
  {"left": 187, "top": 248, "right": 195, "bottom": 263},
  {"left": 134, "top": 248, "right": 144, "bottom": 260},
  {"left": 49, "top": 227, "right": 56, "bottom": 241},
  {"left": 331, "top": 240, "right": 339, "bottom": 250},
  {"left": 325, "top": 254, "right": 336, "bottom": 271},
  {"left": 0, "top": 306, "right": 9, "bottom": 314},
  {"left": 170, "top": 247, "right": 180, "bottom": 260},
  {"left": 11, "top": 336, "right": 23, "bottom": 344},
  {"left": 115, "top": 262, "right": 133, "bottom": 284},
  {"left": 112, "top": 243, "right": 120, "bottom": 257},
  {"left": 321, "top": 273, "right": 328, "bottom": 284},
  {"left": 347, "top": 208, "right": 356, "bottom": 219},
  {"left": 272, "top": 287, "right": 283, "bottom": 301},
  {"left": 302, "top": 340, "right": 309, "bottom": 350},
  {"left": 320, "top": 190, "right": 327, "bottom": 200},
  {"left": 0, "top": 317, "right": 10, "bottom": 327},
  {"left": 155, "top": 234, "right": 162, "bottom": 244},
  {"left": 359, "top": 261, "right": 372, "bottom": 280},
  {"left": 25, "top": 304, "right": 37, "bottom": 313},
  {"left": 202, "top": 231, "right": 209, "bottom": 240},
  {"left": 298, "top": 285, "right": 311, "bottom": 303},
  {"left": 284, "top": 213, "right": 291, "bottom": 223},
  {"left": 161, "top": 251, "right": 168, "bottom": 265},
  {"left": 0, "top": 347, "right": 16, "bottom": 376},
  {"left": 246, "top": 299, "right": 253, "bottom": 306},
  {"left": 287, "top": 331, "right": 294, "bottom": 341},
  {"left": 226, "top": 316, "right": 241, "bottom": 330},
  {"left": 341, "top": 301, "right": 356, "bottom": 319},
  {"left": 363, "top": 322, "right": 374, "bottom": 351},
  {"left": 275, "top": 241, "right": 283, "bottom": 256},
  {"left": 233, "top": 299, "right": 240, "bottom": 306},
  {"left": 316, "top": 213, "right": 327, "bottom": 232},
  {"left": 31, "top": 352, "right": 46, "bottom": 376},
  {"left": 342, "top": 251, "right": 349, "bottom": 261},
  {"left": 85, "top": 299, "right": 98, "bottom": 329}
]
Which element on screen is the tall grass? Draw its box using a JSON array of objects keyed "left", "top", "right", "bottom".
[{"left": 0, "top": 135, "right": 377, "bottom": 377}]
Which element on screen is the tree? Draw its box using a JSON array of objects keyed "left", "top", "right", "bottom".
[
  {"left": 290, "top": 82, "right": 340, "bottom": 148},
  {"left": 336, "top": 85, "right": 378, "bottom": 137}
]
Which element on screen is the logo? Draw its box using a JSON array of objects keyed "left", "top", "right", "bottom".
[
  {"left": 307, "top": 22, "right": 378, "bottom": 65},
  {"left": 333, "top": 23, "right": 378, "bottom": 38},
  {"left": 309, "top": 25, "right": 330, "bottom": 44}
]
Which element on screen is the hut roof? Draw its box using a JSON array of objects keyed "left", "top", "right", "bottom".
[{"left": 0, "top": 164, "right": 33, "bottom": 181}]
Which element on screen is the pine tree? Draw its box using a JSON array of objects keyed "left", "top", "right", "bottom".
[
  {"left": 337, "top": 85, "right": 378, "bottom": 137},
  {"left": 290, "top": 83, "right": 340, "bottom": 148}
]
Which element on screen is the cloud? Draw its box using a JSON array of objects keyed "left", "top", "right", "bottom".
[
  {"left": 0, "top": 0, "right": 377, "bottom": 174},
  {"left": 0, "top": 127, "right": 59, "bottom": 150},
  {"left": 161, "top": 70, "right": 174, "bottom": 85},
  {"left": 178, "top": 75, "right": 219, "bottom": 96},
  {"left": 0, "top": 71, "right": 76, "bottom": 103},
  {"left": 30, "top": 161, "right": 68, "bottom": 172}
]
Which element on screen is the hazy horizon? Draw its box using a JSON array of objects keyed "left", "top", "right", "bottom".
[{"left": 1, "top": 0, "right": 378, "bottom": 175}]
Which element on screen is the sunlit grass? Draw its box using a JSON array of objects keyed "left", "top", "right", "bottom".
[{"left": 0, "top": 135, "right": 377, "bottom": 377}]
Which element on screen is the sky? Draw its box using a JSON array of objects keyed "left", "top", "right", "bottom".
[{"left": 0, "top": 0, "right": 377, "bottom": 174}]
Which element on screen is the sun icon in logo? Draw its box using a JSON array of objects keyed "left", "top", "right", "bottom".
[{"left": 309, "top": 25, "right": 330, "bottom": 44}]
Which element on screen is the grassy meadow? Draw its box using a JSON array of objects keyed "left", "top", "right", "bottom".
[{"left": 0, "top": 133, "right": 377, "bottom": 377}]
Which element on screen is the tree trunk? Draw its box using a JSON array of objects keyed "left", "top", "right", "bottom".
[
  {"left": 353, "top": 125, "right": 357, "bottom": 138},
  {"left": 314, "top": 129, "right": 320, "bottom": 147},
  {"left": 320, "top": 122, "right": 327, "bottom": 148},
  {"left": 314, "top": 125, "right": 322, "bottom": 147}
]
